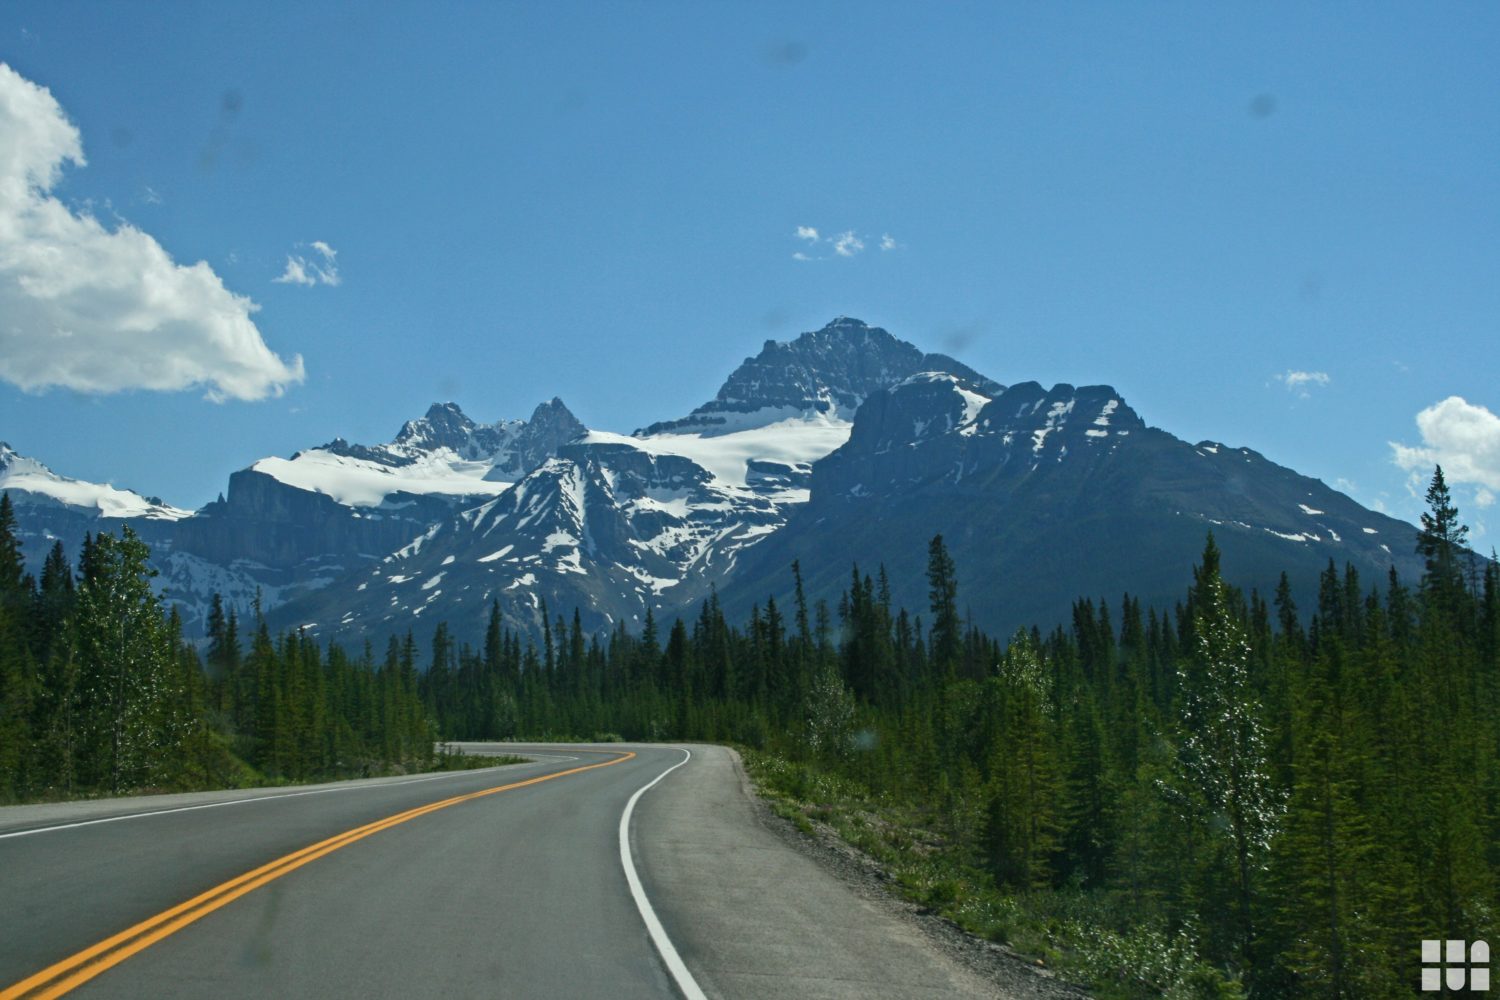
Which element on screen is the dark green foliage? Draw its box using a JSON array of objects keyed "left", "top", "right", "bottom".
[
  {"left": 4, "top": 481, "right": 1496, "bottom": 998},
  {"left": 0, "top": 503, "right": 438, "bottom": 800},
  {"left": 407, "top": 507, "right": 1496, "bottom": 998}
]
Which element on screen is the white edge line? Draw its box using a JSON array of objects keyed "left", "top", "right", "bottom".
[
  {"left": 619, "top": 748, "right": 707, "bottom": 1000},
  {"left": 0, "top": 752, "right": 573, "bottom": 841}
]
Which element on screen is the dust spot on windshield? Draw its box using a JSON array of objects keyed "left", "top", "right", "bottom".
[{"left": 762, "top": 40, "right": 808, "bottom": 68}]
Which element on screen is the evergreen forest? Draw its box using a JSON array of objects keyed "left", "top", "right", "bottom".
[{"left": 1, "top": 467, "right": 1495, "bottom": 998}]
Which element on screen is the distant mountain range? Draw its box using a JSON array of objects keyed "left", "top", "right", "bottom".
[{"left": 2, "top": 317, "right": 1425, "bottom": 647}]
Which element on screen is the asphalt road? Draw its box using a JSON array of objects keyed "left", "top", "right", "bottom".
[{"left": 0, "top": 744, "right": 1007, "bottom": 999}]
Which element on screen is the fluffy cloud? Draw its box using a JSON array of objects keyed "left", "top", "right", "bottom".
[
  {"left": 275, "top": 240, "right": 340, "bottom": 287},
  {"left": 795, "top": 225, "right": 819, "bottom": 242},
  {"left": 1391, "top": 396, "right": 1500, "bottom": 493},
  {"left": 880, "top": 233, "right": 897, "bottom": 251},
  {"left": 0, "top": 63, "right": 303, "bottom": 401}
]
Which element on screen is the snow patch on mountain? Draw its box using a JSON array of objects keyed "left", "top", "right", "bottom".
[
  {"left": 1031, "top": 400, "right": 1076, "bottom": 454},
  {"left": 590, "top": 413, "right": 851, "bottom": 488},
  {"left": 249, "top": 399, "right": 584, "bottom": 510},
  {"left": 1, "top": 443, "right": 190, "bottom": 520},
  {"left": 253, "top": 450, "right": 513, "bottom": 508}
]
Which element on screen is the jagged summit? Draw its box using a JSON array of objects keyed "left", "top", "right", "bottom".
[
  {"left": 637, "top": 317, "right": 1002, "bottom": 436},
  {"left": 827, "top": 379, "right": 1146, "bottom": 493},
  {"left": 394, "top": 402, "right": 490, "bottom": 453},
  {"left": 294, "top": 398, "right": 585, "bottom": 484}
]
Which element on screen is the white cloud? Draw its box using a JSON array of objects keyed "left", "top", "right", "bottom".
[
  {"left": 833, "top": 231, "right": 865, "bottom": 257},
  {"left": 1270, "top": 369, "right": 1331, "bottom": 399},
  {"left": 274, "top": 257, "right": 314, "bottom": 286},
  {"left": 1274, "top": 369, "right": 1330, "bottom": 391},
  {"left": 790, "top": 225, "right": 897, "bottom": 260},
  {"left": 0, "top": 63, "right": 303, "bottom": 401},
  {"left": 275, "top": 239, "right": 340, "bottom": 287},
  {"left": 1476, "top": 488, "right": 1495, "bottom": 510},
  {"left": 1391, "top": 396, "right": 1500, "bottom": 494}
]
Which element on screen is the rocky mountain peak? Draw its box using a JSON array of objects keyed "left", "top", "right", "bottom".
[
  {"left": 483, "top": 398, "right": 587, "bottom": 481},
  {"left": 525, "top": 397, "right": 585, "bottom": 437},
  {"left": 394, "top": 401, "right": 480, "bottom": 452},
  {"left": 637, "top": 317, "right": 1003, "bottom": 435}
]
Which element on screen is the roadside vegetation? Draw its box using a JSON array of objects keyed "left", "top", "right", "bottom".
[
  {"left": 742, "top": 748, "right": 1240, "bottom": 999},
  {"left": 0, "top": 495, "right": 520, "bottom": 803},
  {"left": 3, "top": 467, "right": 1496, "bottom": 998}
]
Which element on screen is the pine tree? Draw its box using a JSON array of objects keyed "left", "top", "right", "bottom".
[
  {"left": 1417, "top": 465, "right": 1470, "bottom": 602},
  {"left": 0, "top": 494, "right": 38, "bottom": 800},
  {"left": 984, "top": 630, "right": 1060, "bottom": 890},
  {"left": 927, "top": 534, "right": 961, "bottom": 679}
]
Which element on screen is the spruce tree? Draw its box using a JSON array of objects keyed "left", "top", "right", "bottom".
[
  {"left": 1417, "top": 465, "right": 1469, "bottom": 599},
  {"left": 927, "top": 534, "right": 961, "bottom": 679}
]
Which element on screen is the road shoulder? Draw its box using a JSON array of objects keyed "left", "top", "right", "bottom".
[{"left": 634, "top": 743, "right": 1085, "bottom": 1000}]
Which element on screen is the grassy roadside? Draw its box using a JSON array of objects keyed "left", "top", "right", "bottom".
[
  {"left": 429, "top": 745, "right": 531, "bottom": 771},
  {"left": 739, "top": 748, "right": 1242, "bottom": 1000}
]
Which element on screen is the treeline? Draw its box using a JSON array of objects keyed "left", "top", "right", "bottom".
[
  {"left": 411, "top": 468, "right": 1498, "bottom": 998},
  {"left": 0, "top": 495, "right": 435, "bottom": 801},
  {"left": 4, "top": 469, "right": 1496, "bottom": 995}
]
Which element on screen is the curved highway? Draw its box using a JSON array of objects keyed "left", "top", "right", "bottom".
[{"left": 0, "top": 745, "right": 1010, "bottom": 999}]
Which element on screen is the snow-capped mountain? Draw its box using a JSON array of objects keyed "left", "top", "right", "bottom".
[
  {"left": 718, "top": 372, "right": 1425, "bottom": 639},
  {"left": 271, "top": 318, "right": 1001, "bottom": 642},
  {"left": 159, "top": 397, "right": 585, "bottom": 631},
  {"left": 2, "top": 398, "right": 586, "bottom": 636},
  {"left": 1, "top": 442, "right": 190, "bottom": 576},
  {"left": 638, "top": 315, "right": 1001, "bottom": 436},
  {"left": 248, "top": 398, "right": 586, "bottom": 508},
  {"left": 1, "top": 442, "right": 190, "bottom": 523},
  {"left": 6, "top": 315, "right": 1429, "bottom": 651}
]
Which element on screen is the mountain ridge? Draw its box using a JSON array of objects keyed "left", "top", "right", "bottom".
[{"left": 3, "top": 316, "right": 1428, "bottom": 649}]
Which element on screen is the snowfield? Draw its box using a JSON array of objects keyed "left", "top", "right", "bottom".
[
  {"left": 252, "top": 449, "right": 514, "bottom": 508},
  {"left": 0, "top": 444, "right": 191, "bottom": 520},
  {"left": 586, "top": 410, "right": 853, "bottom": 488}
]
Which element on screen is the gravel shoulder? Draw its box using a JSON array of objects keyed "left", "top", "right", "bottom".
[
  {"left": 725, "top": 747, "right": 1090, "bottom": 1000},
  {"left": 635, "top": 743, "right": 1087, "bottom": 1000}
]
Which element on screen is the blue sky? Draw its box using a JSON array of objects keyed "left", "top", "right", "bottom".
[{"left": 1, "top": 3, "right": 1497, "bottom": 536}]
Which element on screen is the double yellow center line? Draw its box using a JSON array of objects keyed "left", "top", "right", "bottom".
[{"left": 2, "top": 750, "right": 634, "bottom": 1000}]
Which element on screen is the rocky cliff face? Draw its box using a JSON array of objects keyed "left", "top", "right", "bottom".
[{"left": 172, "top": 469, "right": 451, "bottom": 569}]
